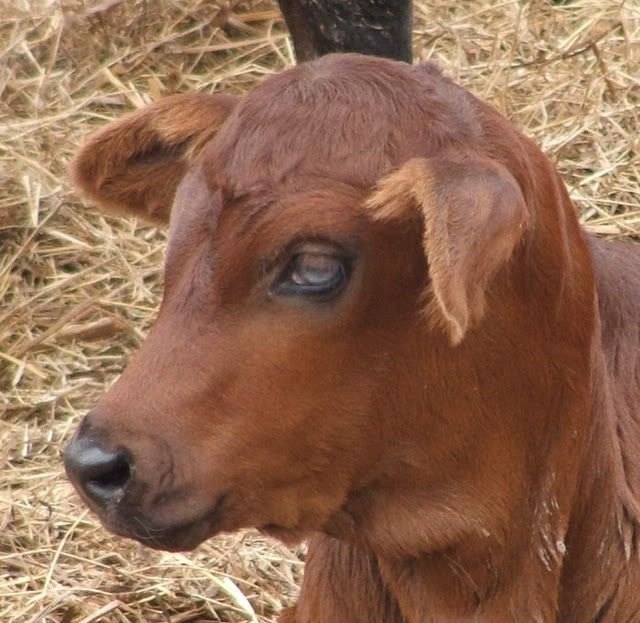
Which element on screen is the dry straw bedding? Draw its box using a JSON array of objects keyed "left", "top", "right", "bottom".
[{"left": 1, "top": 0, "right": 638, "bottom": 621}]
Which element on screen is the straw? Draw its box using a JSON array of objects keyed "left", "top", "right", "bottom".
[{"left": 1, "top": 1, "right": 638, "bottom": 621}]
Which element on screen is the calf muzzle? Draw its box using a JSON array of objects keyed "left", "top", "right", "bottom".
[{"left": 64, "top": 429, "right": 134, "bottom": 508}]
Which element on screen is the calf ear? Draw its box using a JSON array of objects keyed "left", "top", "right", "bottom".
[
  {"left": 367, "top": 157, "right": 529, "bottom": 345},
  {"left": 70, "top": 93, "right": 238, "bottom": 225}
]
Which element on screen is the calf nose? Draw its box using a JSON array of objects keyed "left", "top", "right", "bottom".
[{"left": 64, "top": 436, "right": 134, "bottom": 507}]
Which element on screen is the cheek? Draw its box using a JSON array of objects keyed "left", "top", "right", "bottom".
[{"left": 198, "top": 320, "right": 382, "bottom": 474}]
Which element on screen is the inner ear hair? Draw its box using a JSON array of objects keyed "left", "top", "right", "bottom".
[{"left": 366, "top": 157, "right": 529, "bottom": 345}]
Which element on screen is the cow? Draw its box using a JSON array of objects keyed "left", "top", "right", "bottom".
[{"left": 64, "top": 53, "right": 640, "bottom": 622}]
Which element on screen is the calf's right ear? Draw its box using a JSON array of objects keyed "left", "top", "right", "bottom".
[
  {"left": 70, "top": 93, "right": 238, "bottom": 226},
  {"left": 366, "top": 157, "right": 529, "bottom": 345}
]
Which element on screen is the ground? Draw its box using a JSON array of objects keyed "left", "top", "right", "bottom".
[{"left": 1, "top": 1, "right": 638, "bottom": 621}]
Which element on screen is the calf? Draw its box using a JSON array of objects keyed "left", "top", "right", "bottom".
[{"left": 64, "top": 54, "right": 640, "bottom": 622}]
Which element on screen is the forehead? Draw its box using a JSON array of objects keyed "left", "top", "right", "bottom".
[
  {"left": 223, "top": 182, "right": 370, "bottom": 254},
  {"left": 200, "top": 55, "right": 479, "bottom": 195},
  {"left": 167, "top": 55, "right": 480, "bottom": 263},
  {"left": 169, "top": 170, "right": 369, "bottom": 259}
]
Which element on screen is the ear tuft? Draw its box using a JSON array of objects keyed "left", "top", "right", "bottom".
[
  {"left": 70, "top": 93, "right": 238, "bottom": 225},
  {"left": 367, "top": 157, "right": 529, "bottom": 345}
]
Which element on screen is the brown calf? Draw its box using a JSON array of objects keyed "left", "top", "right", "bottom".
[{"left": 64, "top": 54, "right": 640, "bottom": 622}]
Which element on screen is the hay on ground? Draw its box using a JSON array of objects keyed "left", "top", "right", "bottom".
[{"left": 1, "top": 1, "right": 638, "bottom": 621}]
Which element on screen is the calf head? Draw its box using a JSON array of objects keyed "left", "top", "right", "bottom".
[{"left": 65, "top": 55, "right": 592, "bottom": 563}]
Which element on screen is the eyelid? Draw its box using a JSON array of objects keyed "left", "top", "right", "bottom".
[
  {"left": 259, "top": 237, "right": 356, "bottom": 276},
  {"left": 288, "top": 238, "right": 354, "bottom": 259}
]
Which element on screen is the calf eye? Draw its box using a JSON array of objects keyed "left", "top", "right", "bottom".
[{"left": 272, "top": 250, "right": 350, "bottom": 301}]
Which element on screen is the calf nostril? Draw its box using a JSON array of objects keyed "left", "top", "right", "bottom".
[
  {"left": 85, "top": 449, "right": 131, "bottom": 496},
  {"left": 64, "top": 438, "right": 134, "bottom": 507}
]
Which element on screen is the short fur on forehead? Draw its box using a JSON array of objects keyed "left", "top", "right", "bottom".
[{"left": 202, "top": 54, "right": 483, "bottom": 195}]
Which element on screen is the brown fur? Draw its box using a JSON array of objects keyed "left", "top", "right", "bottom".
[
  {"left": 366, "top": 157, "right": 529, "bottom": 344},
  {"left": 65, "top": 54, "right": 640, "bottom": 622},
  {"left": 70, "top": 93, "right": 237, "bottom": 224}
]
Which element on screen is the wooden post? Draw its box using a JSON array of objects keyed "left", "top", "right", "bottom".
[{"left": 278, "top": 0, "right": 412, "bottom": 63}]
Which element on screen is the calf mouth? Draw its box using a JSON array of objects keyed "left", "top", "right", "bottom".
[{"left": 103, "top": 492, "right": 230, "bottom": 552}]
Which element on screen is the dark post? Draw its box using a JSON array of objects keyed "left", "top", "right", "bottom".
[{"left": 278, "top": 0, "right": 412, "bottom": 63}]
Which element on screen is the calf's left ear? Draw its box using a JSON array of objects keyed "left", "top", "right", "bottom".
[{"left": 367, "top": 157, "right": 529, "bottom": 345}]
